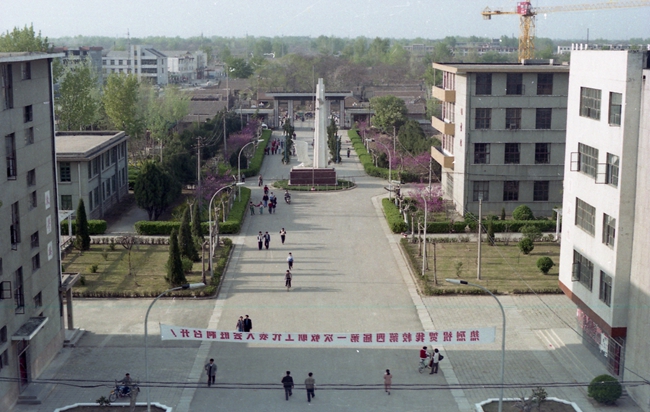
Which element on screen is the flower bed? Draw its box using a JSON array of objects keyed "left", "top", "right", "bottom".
[{"left": 476, "top": 397, "right": 582, "bottom": 412}]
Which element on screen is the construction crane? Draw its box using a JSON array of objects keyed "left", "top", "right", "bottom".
[{"left": 482, "top": 1, "right": 650, "bottom": 60}]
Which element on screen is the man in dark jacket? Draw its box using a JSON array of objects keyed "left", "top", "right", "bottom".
[
  {"left": 243, "top": 315, "right": 252, "bottom": 332},
  {"left": 281, "top": 371, "right": 294, "bottom": 400}
]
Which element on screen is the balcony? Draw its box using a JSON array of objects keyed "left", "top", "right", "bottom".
[
  {"left": 431, "top": 116, "right": 455, "bottom": 136},
  {"left": 432, "top": 86, "right": 456, "bottom": 103},
  {"left": 431, "top": 146, "right": 454, "bottom": 170}
]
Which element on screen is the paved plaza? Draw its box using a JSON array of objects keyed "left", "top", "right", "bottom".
[{"left": 12, "top": 128, "right": 643, "bottom": 412}]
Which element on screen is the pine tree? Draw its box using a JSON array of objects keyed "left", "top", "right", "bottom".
[
  {"left": 191, "top": 203, "right": 203, "bottom": 241},
  {"left": 75, "top": 199, "right": 91, "bottom": 251},
  {"left": 179, "top": 207, "right": 199, "bottom": 261},
  {"left": 487, "top": 219, "right": 495, "bottom": 246},
  {"left": 167, "top": 229, "right": 186, "bottom": 286}
]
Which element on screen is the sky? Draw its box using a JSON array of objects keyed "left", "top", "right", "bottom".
[{"left": 2, "top": 0, "right": 649, "bottom": 41}]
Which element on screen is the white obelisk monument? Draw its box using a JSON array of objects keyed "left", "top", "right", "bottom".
[{"left": 313, "top": 78, "right": 328, "bottom": 168}]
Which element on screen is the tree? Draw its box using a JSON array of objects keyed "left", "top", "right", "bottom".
[
  {"left": 397, "top": 120, "right": 428, "bottom": 154},
  {"left": 518, "top": 237, "right": 534, "bottom": 255},
  {"left": 141, "top": 84, "right": 189, "bottom": 152},
  {"left": 191, "top": 202, "right": 203, "bottom": 242},
  {"left": 56, "top": 59, "right": 101, "bottom": 131},
  {"left": 74, "top": 199, "right": 90, "bottom": 251},
  {"left": 327, "top": 118, "right": 340, "bottom": 163},
  {"left": 536, "top": 257, "right": 554, "bottom": 274},
  {"left": 102, "top": 73, "right": 142, "bottom": 138},
  {"left": 167, "top": 229, "right": 186, "bottom": 286},
  {"left": 134, "top": 161, "right": 181, "bottom": 220},
  {"left": 512, "top": 205, "right": 535, "bottom": 220},
  {"left": 487, "top": 220, "right": 495, "bottom": 246},
  {"left": 226, "top": 57, "right": 253, "bottom": 79},
  {"left": 370, "top": 95, "right": 407, "bottom": 133},
  {"left": 0, "top": 24, "right": 49, "bottom": 52},
  {"left": 179, "top": 207, "right": 199, "bottom": 262}
]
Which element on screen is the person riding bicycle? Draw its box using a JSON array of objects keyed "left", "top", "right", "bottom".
[
  {"left": 118, "top": 373, "right": 132, "bottom": 396},
  {"left": 419, "top": 346, "right": 429, "bottom": 366}
]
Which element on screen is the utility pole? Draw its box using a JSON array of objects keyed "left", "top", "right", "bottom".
[
  {"left": 223, "top": 111, "right": 227, "bottom": 156},
  {"left": 477, "top": 195, "right": 483, "bottom": 280}
]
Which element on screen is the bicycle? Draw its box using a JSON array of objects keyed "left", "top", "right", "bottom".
[{"left": 418, "top": 357, "right": 432, "bottom": 373}]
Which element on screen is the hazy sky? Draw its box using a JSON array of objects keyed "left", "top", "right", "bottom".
[{"left": 2, "top": 0, "right": 649, "bottom": 41}]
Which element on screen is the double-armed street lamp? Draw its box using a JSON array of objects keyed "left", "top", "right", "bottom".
[
  {"left": 446, "top": 279, "right": 506, "bottom": 412},
  {"left": 367, "top": 139, "right": 393, "bottom": 200},
  {"left": 208, "top": 184, "right": 236, "bottom": 279},
  {"left": 237, "top": 139, "right": 264, "bottom": 199},
  {"left": 144, "top": 283, "right": 205, "bottom": 412}
]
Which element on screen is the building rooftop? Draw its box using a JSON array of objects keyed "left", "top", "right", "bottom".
[
  {"left": 0, "top": 52, "right": 64, "bottom": 63},
  {"left": 55, "top": 131, "right": 127, "bottom": 161},
  {"left": 433, "top": 60, "right": 570, "bottom": 73}
]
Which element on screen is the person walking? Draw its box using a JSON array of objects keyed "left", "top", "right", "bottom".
[
  {"left": 304, "top": 372, "right": 315, "bottom": 402},
  {"left": 258, "top": 202, "right": 264, "bottom": 215},
  {"left": 262, "top": 193, "right": 269, "bottom": 207},
  {"left": 285, "top": 270, "right": 292, "bottom": 291},
  {"left": 258, "top": 175, "right": 263, "bottom": 186},
  {"left": 347, "top": 147, "right": 351, "bottom": 158},
  {"left": 205, "top": 359, "right": 217, "bottom": 387},
  {"left": 236, "top": 316, "right": 244, "bottom": 332},
  {"left": 287, "top": 252, "right": 294, "bottom": 270},
  {"left": 243, "top": 315, "right": 253, "bottom": 332},
  {"left": 279, "top": 228, "right": 286, "bottom": 244},
  {"left": 281, "top": 371, "right": 294, "bottom": 400},
  {"left": 263, "top": 185, "right": 269, "bottom": 195},
  {"left": 257, "top": 232, "right": 264, "bottom": 250},
  {"left": 430, "top": 348, "right": 441, "bottom": 374},
  {"left": 264, "top": 231, "right": 271, "bottom": 249},
  {"left": 384, "top": 369, "right": 392, "bottom": 395},
  {"left": 249, "top": 202, "right": 255, "bottom": 216}
]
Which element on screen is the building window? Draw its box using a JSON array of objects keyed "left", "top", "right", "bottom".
[
  {"left": 572, "top": 250, "right": 593, "bottom": 291},
  {"left": 475, "top": 108, "right": 491, "bottom": 129},
  {"left": 473, "top": 181, "right": 489, "bottom": 201},
  {"left": 14, "top": 267, "right": 24, "bottom": 314},
  {"left": 606, "top": 153, "right": 619, "bottom": 187},
  {"left": 5, "top": 133, "right": 16, "bottom": 179},
  {"left": 112, "top": 147, "right": 117, "bottom": 164},
  {"left": 503, "top": 181, "right": 519, "bottom": 201},
  {"left": 475, "top": 73, "right": 492, "bottom": 95},
  {"left": 10, "top": 201, "right": 20, "bottom": 249},
  {"left": 599, "top": 271, "right": 612, "bottom": 306},
  {"left": 535, "top": 108, "right": 552, "bottom": 129},
  {"left": 59, "top": 162, "right": 71, "bottom": 182},
  {"left": 30, "top": 231, "right": 39, "bottom": 249},
  {"left": 533, "top": 181, "right": 549, "bottom": 201},
  {"left": 93, "top": 157, "right": 99, "bottom": 176},
  {"left": 25, "top": 127, "right": 34, "bottom": 145},
  {"left": 445, "top": 172, "right": 454, "bottom": 197},
  {"left": 505, "top": 108, "right": 521, "bottom": 129},
  {"left": 21, "top": 62, "right": 31, "bottom": 80},
  {"left": 0, "top": 326, "right": 6, "bottom": 343},
  {"left": 535, "top": 143, "right": 550, "bottom": 164},
  {"left": 127, "top": 60, "right": 131, "bottom": 65},
  {"left": 118, "top": 60, "right": 123, "bottom": 65},
  {"left": 34, "top": 291, "right": 42, "bottom": 308},
  {"left": 31, "top": 253, "right": 40, "bottom": 272},
  {"left": 24, "top": 105, "right": 33, "bottom": 123},
  {"left": 110, "top": 60, "right": 115, "bottom": 65},
  {"left": 60, "top": 195, "right": 73, "bottom": 210},
  {"left": 602, "top": 214, "right": 616, "bottom": 248},
  {"left": 580, "top": 87, "right": 601, "bottom": 120},
  {"left": 28, "top": 190, "right": 37, "bottom": 210},
  {"left": 537, "top": 73, "right": 553, "bottom": 95},
  {"left": 504, "top": 143, "right": 520, "bottom": 164},
  {"left": 474, "top": 143, "right": 490, "bottom": 164},
  {"left": 93, "top": 187, "right": 99, "bottom": 207},
  {"left": 102, "top": 59, "right": 107, "bottom": 65},
  {"left": 578, "top": 143, "right": 598, "bottom": 178},
  {"left": 506, "top": 73, "right": 523, "bottom": 95},
  {"left": 575, "top": 198, "right": 596, "bottom": 236},
  {"left": 1, "top": 63, "right": 14, "bottom": 109},
  {"left": 608, "top": 92, "right": 622, "bottom": 126}
]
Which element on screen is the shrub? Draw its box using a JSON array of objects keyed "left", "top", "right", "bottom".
[
  {"left": 382, "top": 198, "right": 408, "bottom": 233},
  {"left": 518, "top": 237, "right": 534, "bottom": 254},
  {"left": 536, "top": 257, "right": 555, "bottom": 274},
  {"left": 79, "top": 275, "right": 86, "bottom": 286},
  {"left": 61, "top": 220, "right": 107, "bottom": 235},
  {"left": 588, "top": 374, "right": 622, "bottom": 405},
  {"left": 88, "top": 264, "right": 99, "bottom": 273},
  {"left": 487, "top": 220, "right": 495, "bottom": 245},
  {"left": 109, "top": 241, "right": 116, "bottom": 251},
  {"left": 512, "top": 205, "right": 535, "bottom": 220},
  {"left": 101, "top": 249, "right": 109, "bottom": 261},
  {"left": 181, "top": 257, "right": 194, "bottom": 274},
  {"left": 521, "top": 224, "right": 543, "bottom": 242}
]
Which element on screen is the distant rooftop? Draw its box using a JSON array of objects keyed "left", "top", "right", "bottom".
[
  {"left": 56, "top": 131, "right": 127, "bottom": 161},
  {"left": 0, "top": 52, "right": 64, "bottom": 63},
  {"left": 433, "top": 60, "right": 569, "bottom": 73}
]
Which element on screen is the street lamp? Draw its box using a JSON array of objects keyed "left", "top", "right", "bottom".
[
  {"left": 368, "top": 139, "right": 393, "bottom": 200},
  {"left": 208, "top": 184, "right": 235, "bottom": 279},
  {"left": 422, "top": 195, "right": 428, "bottom": 278},
  {"left": 446, "top": 279, "right": 506, "bottom": 412},
  {"left": 144, "top": 283, "right": 205, "bottom": 412},
  {"left": 238, "top": 139, "right": 264, "bottom": 199}
]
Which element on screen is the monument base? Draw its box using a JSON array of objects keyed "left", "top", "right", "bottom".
[{"left": 289, "top": 168, "right": 337, "bottom": 186}]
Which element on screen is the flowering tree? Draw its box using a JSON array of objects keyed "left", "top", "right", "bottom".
[
  {"left": 226, "top": 120, "right": 260, "bottom": 168},
  {"left": 199, "top": 171, "right": 235, "bottom": 203},
  {"left": 410, "top": 184, "right": 445, "bottom": 214}
]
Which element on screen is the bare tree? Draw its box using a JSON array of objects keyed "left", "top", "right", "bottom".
[{"left": 120, "top": 235, "right": 139, "bottom": 278}]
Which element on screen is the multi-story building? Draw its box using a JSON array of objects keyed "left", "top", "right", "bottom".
[
  {"left": 51, "top": 46, "right": 104, "bottom": 85},
  {"left": 103, "top": 45, "right": 168, "bottom": 85},
  {"left": 0, "top": 52, "right": 65, "bottom": 409},
  {"left": 55, "top": 131, "right": 129, "bottom": 219},
  {"left": 558, "top": 51, "right": 649, "bottom": 404},
  {"left": 430, "top": 61, "right": 570, "bottom": 217},
  {"left": 165, "top": 50, "right": 207, "bottom": 83}
]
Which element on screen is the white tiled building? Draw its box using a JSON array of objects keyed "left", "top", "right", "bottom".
[
  {"left": 165, "top": 50, "right": 207, "bottom": 83},
  {"left": 102, "top": 45, "right": 168, "bottom": 85},
  {"left": 558, "top": 50, "right": 649, "bottom": 403}
]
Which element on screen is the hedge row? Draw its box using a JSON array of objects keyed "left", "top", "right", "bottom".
[
  {"left": 349, "top": 129, "right": 419, "bottom": 182},
  {"left": 60, "top": 220, "right": 107, "bottom": 235},
  {"left": 134, "top": 187, "right": 251, "bottom": 236},
  {"left": 241, "top": 129, "right": 271, "bottom": 178},
  {"left": 382, "top": 198, "right": 408, "bottom": 233}
]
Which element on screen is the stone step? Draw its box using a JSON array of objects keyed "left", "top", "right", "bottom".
[{"left": 17, "top": 394, "right": 41, "bottom": 405}]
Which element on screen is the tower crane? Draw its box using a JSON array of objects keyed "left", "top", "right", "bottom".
[{"left": 482, "top": 1, "right": 650, "bottom": 60}]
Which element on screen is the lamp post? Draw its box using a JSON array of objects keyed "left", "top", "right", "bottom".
[
  {"left": 238, "top": 139, "right": 263, "bottom": 199},
  {"left": 446, "top": 279, "right": 506, "bottom": 412},
  {"left": 144, "top": 283, "right": 205, "bottom": 412},
  {"left": 370, "top": 139, "right": 393, "bottom": 200},
  {"left": 209, "top": 184, "right": 235, "bottom": 279},
  {"left": 422, "top": 194, "right": 428, "bottom": 278}
]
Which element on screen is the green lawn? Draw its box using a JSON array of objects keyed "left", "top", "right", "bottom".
[
  {"left": 402, "top": 240, "right": 561, "bottom": 294},
  {"left": 63, "top": 245, "right": 212, "bottom": 297}
]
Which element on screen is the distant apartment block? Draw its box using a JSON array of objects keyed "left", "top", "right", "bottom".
[
  {"left": 430, "top": 61, "right": 569, "bottom": 217},
  {"left": 51, "top": 46, "right": 104, "bottom": 84},
  {"left": 0, "top": 52, "right": 65, "bottom": 410},
  {"left": 103, "top": 45, "right": 168, "bottom": 85},
  {"left": 165, "top": 50, "right": 207, "bottom": 83},
  {"left": 55, "top": 131, "right": 129, "bottom": 219},
  {"left": 558, "top": 50, "right": 650, "bottom": 406}
]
